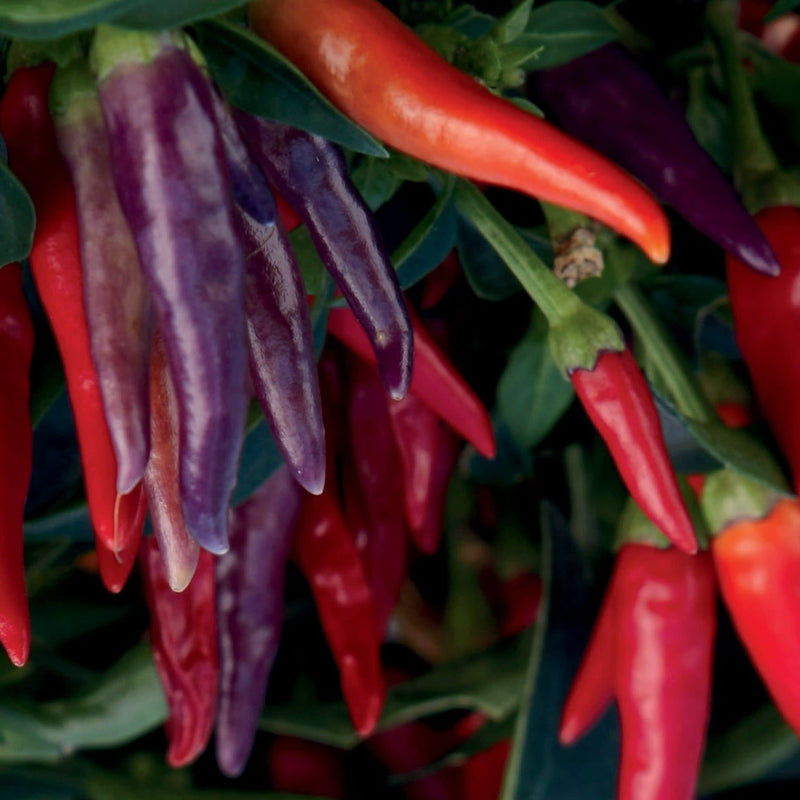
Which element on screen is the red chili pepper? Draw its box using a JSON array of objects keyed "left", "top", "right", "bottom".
[
  {"left": 726, "top": 206, "right": 800, "bottom": 494},
  {"left": 139, "top": 538, "right": 219, "bottom": 767},
  {"left": 248, "top": 0, "right": 670, "bottom": 264},
  {"left": 327, "top": 306, "right": 495, "bottom": 459},
  {"left": 0, "top": 263, "right": 33, "bottom": 666},
  {"left": 291, "top": 489, "right": 385, "bottom": 736},
  {"left": 711, "top": 497, "right": 800, "bottom": 736},
  {"left": 0, "top": 63, "right": 146, "bottom": 576},
  {"left": 266, "top": 736, "right": 347, "bottom": 799},
  {"left": 569, "top": 349, "right": 697, "bottom": 554},
  {"left": 560, "top": 543, "right": 716, "bottom": 800}
]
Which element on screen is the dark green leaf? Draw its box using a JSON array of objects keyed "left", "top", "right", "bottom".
[
  {"left": 497, "top": 314, "right": 574, "bottom": 449},
  {"left": 699, "top": 706, "right": 800, "bottom": 795},
  {"left": 442, "top": 5, "right": 496, "bottom": 39},
  {"left": 517, "top": 1, "right": 618, "bottom": 71},
  {"left": 500, "top": 504, "right": 618, "bottom": 799},
  {"left": 23, "top": 505, "right": 92, "bottom": 544},
  {"left": 230, "top": 417, "right": 284, "bottom": 507},
  {"left": 289, "top": 226, "right": 326, "bottom": 297},
  {"left": 351, "top": 153, "right": 428, "bottom": 211},
  {"left": 193, "top": 19, "right": 387, "bottom": 157},
  {"left": 685, "top": 67, "right": 734, "bottom": 172},
  {"left": 111, "top": 0, "right": 244, "bottom": 28},
  {"left": 765, "top": 0, "right": 800, "bottom": 21},
  {"left": 0, "top": 0, "right": 138, "bottom": 40},
  {"left": 395, "top": 180, "right": 458, "bottom": 289},
  {"left": 0, "top": 160, "right": 34, "bottom": 266},
  {"left": 493, "top": 0, "right": 534, "bottom": 45}
]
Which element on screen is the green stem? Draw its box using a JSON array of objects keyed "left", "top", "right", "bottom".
[
  {"left": 453, "top": 180, "right": 581, "bottom": 324},
  {"left": 613, "top": 283, "right": 716, "bottom": 423}
]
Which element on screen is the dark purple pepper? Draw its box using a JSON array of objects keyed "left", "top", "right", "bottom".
[
  {"left": 235, "top": 112, "right": 413, "bottom": 399},
  {"left": 93, "top": 30, "right": 248, "bottom": 554},
  {"left": 215, "top": 464, "right": 302, "bottom": 778},
  {"left": 209, "top": 89, "right": 276, "bottom": 227},
  {"left": 528, "top": 43, "right": 780, "bottom": 276},
  {"left": 50, "top": 60, "right": 152, "bottom": 495},
  {"left": 241, "top": 207, "right": 325, "bottom": 494}
]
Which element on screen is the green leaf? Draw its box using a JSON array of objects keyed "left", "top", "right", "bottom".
[
  {"left": 498, "top": 313, "right": 574, "bottom": 449},
  {"left": 699, "top": 705, "right": 800, "bottom": 795},
  {"left": 395, "top": 180, "right": 458, "bottom": 289},
  {"left": 500, "top": 504, "right": 619, "bottom": 799},
  {"left": 0, "top": 160, "right": 34, "bottom": 266},
  {"left": 493, "top": 0, "right": 534, "bottom": 45},
  {"left": 289, "top": 225, "right": 326, "bottom": 297},
  {"left": 0, "top": 0, "right": 138, "bottom": 40},
  {"left": 230, "top": 416, "right": 284, "bottom": 507},
  {"left": 260, "top": 635, "right": 530, "bottom": 749},
  {"left": 765, "top": 0, "right": 800, "bottom": 21},
  {"left": 517, "top": 1, "right": 618, "bottom": 71},
  {"left": 193, "top": 19, "right": 387, "bottom": 157},
  {"left": 350, "top": 153, "right": 428, "bottom": 211},
  {"left": 111, "top": 0, "right": 244, "bottom": 28}
]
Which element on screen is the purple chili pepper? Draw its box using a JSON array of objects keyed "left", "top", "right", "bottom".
[
  {"left": 235, "top": 112, "right": 413, "bottom": 399},
  {"left": 215, "top": 464, "right": 302, "bottom": 778},
  {"left": 92, "top": 27, "right": 248, "bottom": 554},
  {"left": 241, "top": 208, "right": 326, "bottom": 495},
  {"left": 49, "top": 60, "right": 152, "bottom": 495},
  {"left": 528, "top": 43, "right": 780, "bottom": 276},
  {"left": 209, "top": 89, "right": 276, "bottom": 227}
]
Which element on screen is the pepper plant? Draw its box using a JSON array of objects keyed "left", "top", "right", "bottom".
[{"left": 1, "top": 0, "right": 800, "bottom": 798}]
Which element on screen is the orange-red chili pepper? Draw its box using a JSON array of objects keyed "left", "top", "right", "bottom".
[
  {"left": 0, "top": 262, "right": 34, "bottom": 666},
  {"left": 248, "top": 0, "right": 670, "bottom": 264},
  {"left": 0, "top": 63, "right": 145, "bottom": 586}
]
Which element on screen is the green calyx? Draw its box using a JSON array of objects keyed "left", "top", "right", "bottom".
[
  {"left": 547, "top": 303, "right": 624, "bottom": 375},
  {"left": 48, "top": 59, "right": 98, "bottom": 120},
  {"left": 614, "top": 496, "right": 672, "bottom": 550},
  {"left": 701, "top": 468, "right": 780, "bottom": 534},
  {"left": 89, "top": 25, "right": 184, "bottom": 82}
]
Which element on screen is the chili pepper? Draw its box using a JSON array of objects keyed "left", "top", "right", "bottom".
[
  {"left": 215, "top": 465, "right": 302, "bottom": 778},
  {"left": 266, "top": 736, "right": 347, "bottom": 799},
  {"left": 94, "top": 502, "right": 146, "bottom": 595},
  {"left": 560, "top": 542, "right": 716, "bottom": 800},
  {"left": 144, "top": 332, "right": 200, "bottom": 593},
  {"left": 291, "top": 489, "right": 385, "bottom": 736},
  {"left": 341, "top": 354, "right": 408, "bottom": 634},
  {"left": 235, "top": 112, "right": 413, "bottom": 399},
  {"left": 569, "top": 349, "right": 697, "bottom": 554},
  {"left": 0, "top": 62, "right": 146, "bottom": 563},
  {"left": 91, "top": 27, "right": 248, "bottom": 555},
  {"left": 241, "top": 204, "right": 325, "bottom": 495},
  {"left": 247, "top": 0, "right": 671, "bottom": 265},
  {"left": 528, "top": 43, "right": 779, "bottom": 276},
  {"left": 0, "top": 262, "right": 33, "bottom": 667},
  {"left": 49, "top": 59, "right": 152, "bottom": 495},
  {"left": 139, "top": 538, "right": 218, "bottom": 768},
  {"left": 327, "top": 306, "right": 495, "bottom": 459},
  {"left": 726, "top": 206, "right": 800, "bottom": 494}
]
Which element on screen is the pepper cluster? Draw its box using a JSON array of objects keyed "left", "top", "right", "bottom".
[{"left": 2, "top": 0, "right": 800, "bottom": 797}]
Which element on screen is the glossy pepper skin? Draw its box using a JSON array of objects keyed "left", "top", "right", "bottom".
[
  {"left": 560, "top": 544, "right": 716, "bottom": 800},
  {"left": 235, "top": 113, "right": 413, "bottom": 399},
  {"left": 215, "top": 465, "right": 302, "bottom": 778},
  {"left": 726, "top": 206, "right": 800, "bottom": 493},
  {"left": 0, "top": 63, "right": 146, "bottom": 575},
  {"left": 49, "top": 60, "right": 152, "bottom": 495},
  {"left": 248, "top": 0, "right": 670, "bottom": 264},
  {"left": 528, "top": 43, "right": 779, "bottom": 276},
  {"left": 140, "top": 539, "right": 218, "bottom": 768},
  {"left": 240, "top": 205, "right": 325, "bottom": 495},
  {"left": 569, "top": 349, "right": 697, "bottom": 554},
  {"left": 93, "top": 29, "right": 247, "bottom": 555},
  {"left": 0, "top": 263, "right": 34, "bottom": 667},
  {"left": 712, "top": 497, "right": 800, "bottom": 736},
  {"left": 291, "top": 489, "right": 385, "bottom": 736}
]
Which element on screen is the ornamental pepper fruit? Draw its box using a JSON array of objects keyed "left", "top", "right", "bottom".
[
  {"left": 0, "top": 62, "right": 146, "bottom": 583},
  {"left": 560, "top": 519, "right": 716, "bottom": 800},
  {"left": 247, "top": 0, "right": 670, "bottom": 265},
  {"left": 139, "top": 538, "right": 219, "bottom": 768},
  {"left": 0, "top": 262, "right": 34, "bottom": 667}
]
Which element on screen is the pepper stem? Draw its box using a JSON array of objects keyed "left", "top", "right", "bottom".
[
  {"left": 89, "top": 25, "right": 183, "bottom": 81},
  {"left": 613, "top": 282, "right": 717, "bottom": 423}
]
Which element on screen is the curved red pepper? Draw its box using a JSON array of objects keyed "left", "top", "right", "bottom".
[
  {"left": 0, "top": 263, "right": 33, "bottom": 666},
  {"left": 569, "top": 349, "right": 697, "bottom": 554},
  {"left": 560, "top": 544, "right": 716, "bottom": 800},
  {"left": 139, "top": 539, "right": 219, "bottom": 768},
  {"left": 0, "top": 64, "right": 146, "bottom": 580},
  {"left": 248, "top": 0, "right": 670, "bottom": 264},
  {"left": 327, "top": 306, "right": 495, "bottom": 459},
  {"left": 712, "top": 497, "right": 800, "bottom": 736},
  {"left": 291, "top": 489, "right": 385, "bottom": 737}
]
